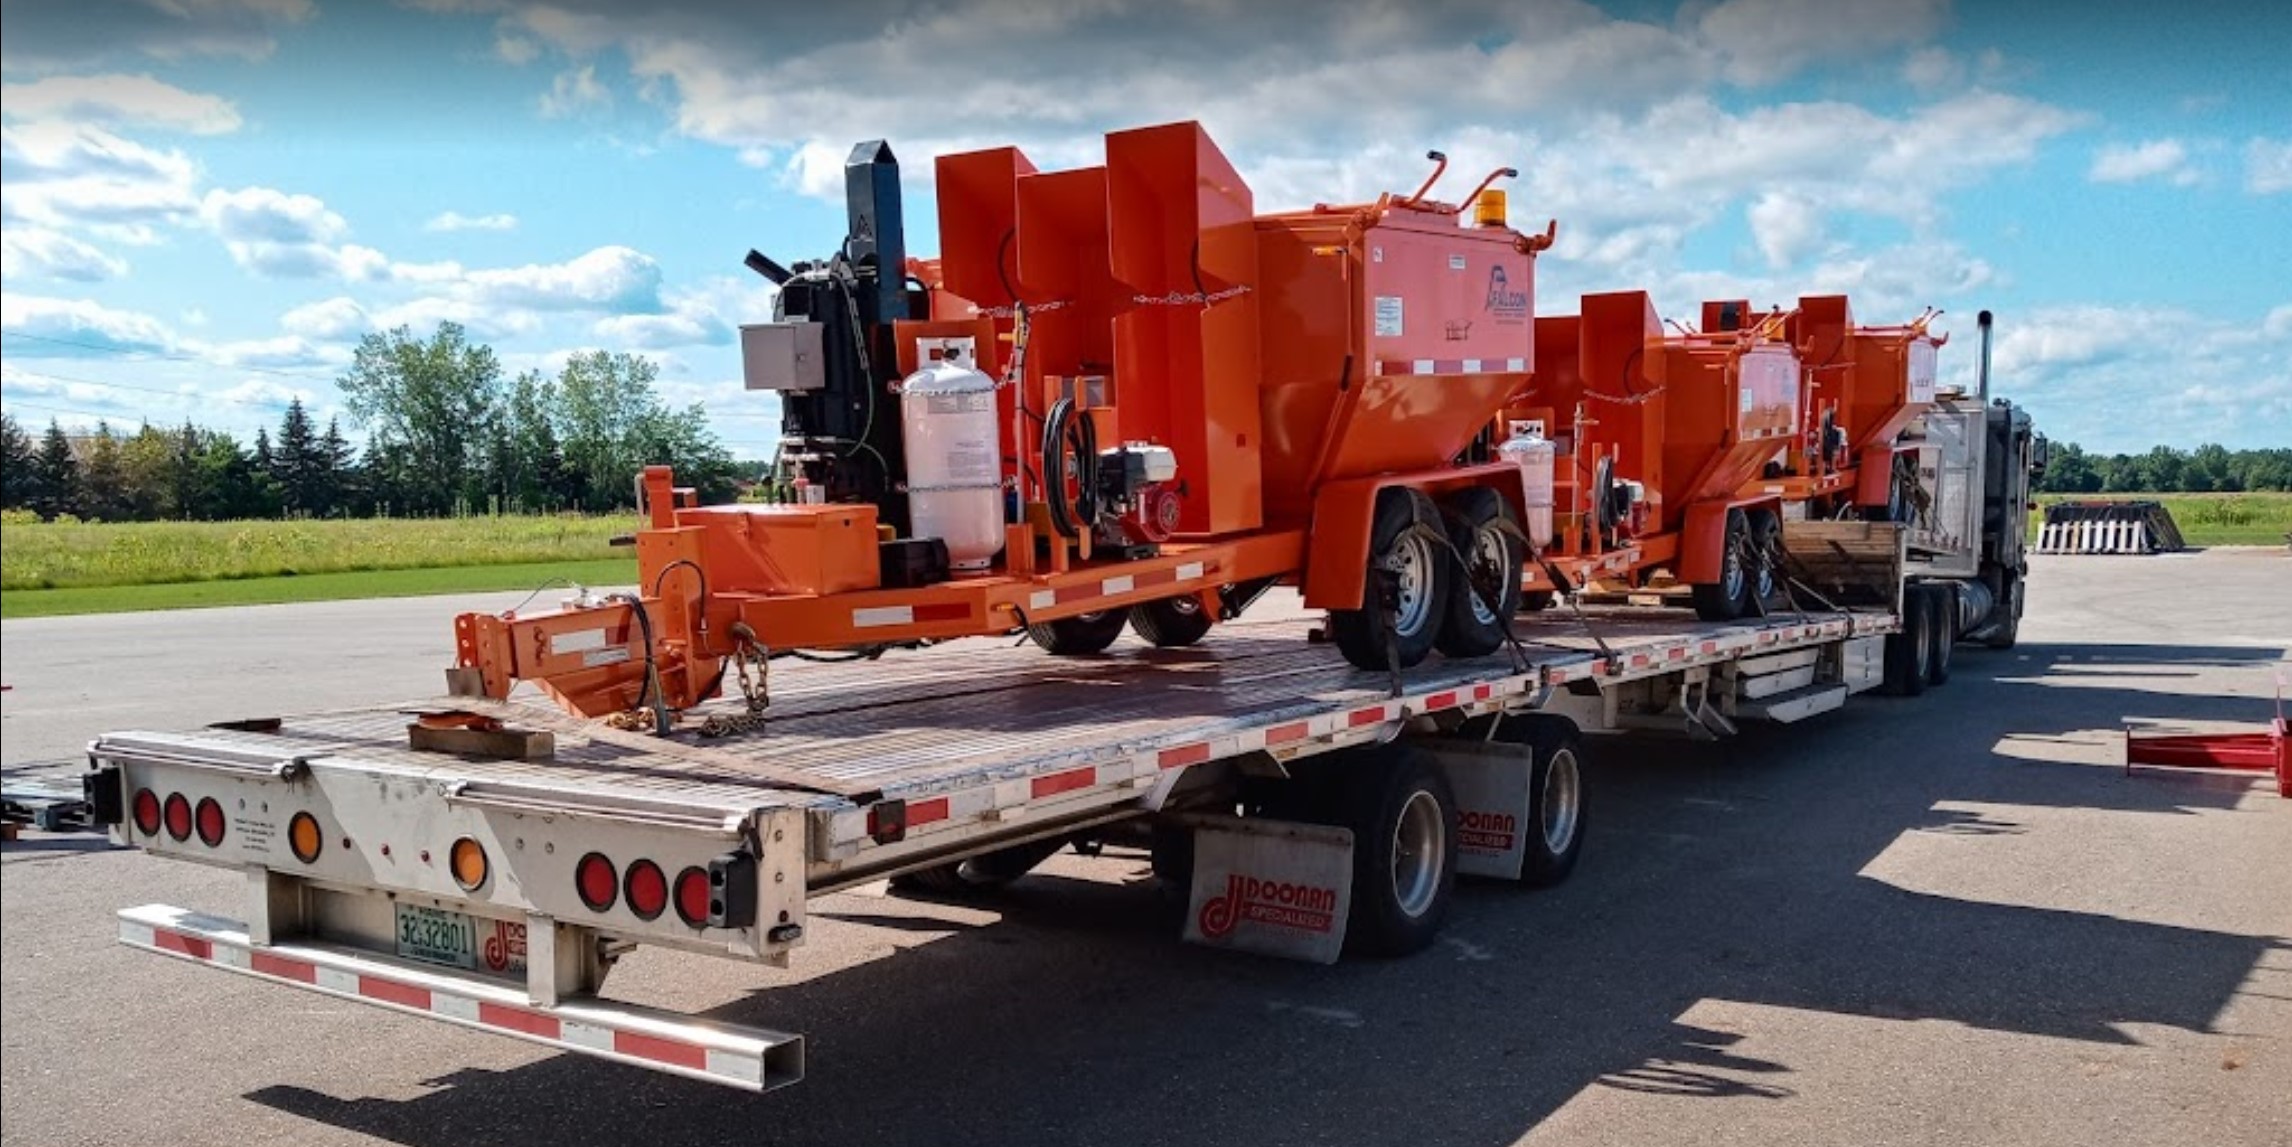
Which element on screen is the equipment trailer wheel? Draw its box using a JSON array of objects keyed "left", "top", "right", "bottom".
[
  {"left": 1521, "top": 590, "right": 1557, "bottom": 613},
  {"left": 890, "top": 836, "right": 1069, "bottom": 896},
  {"left": 1330, "top": 746, "right": 1459, "bottom": 957},
  {"left": 1332, "top": 488, "right": 1452, "bottom": 671},
  {"left": 1746, "top": 508, "right": 1784, "bottom": 613},
  {"left": 1882, "top": 585, "right": 1932, "bottom": 697},
  {"left": 1027, "top": 608, "right": 1131, "bottom": 655},
  {"left": 1131, "top": 595, "right": 1215, "bottom": 648},
  {"left": 1435, "top": 487, "right": 1526, "bottom": 659},
  {"left": 1691, "top": 508, "right": 1755, "bottom": 621},
  {"left": 1926, "top": 585, "right": 1955, "bottom": 686}
]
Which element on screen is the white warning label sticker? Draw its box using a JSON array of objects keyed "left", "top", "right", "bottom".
[{"left": 1374, "top": 296, "right": 1404, "bottom": 337}]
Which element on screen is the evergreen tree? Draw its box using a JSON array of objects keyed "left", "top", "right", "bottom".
[
  {"left": 31, "top": 419, "right": 79, "bottom": 519},
  {"left": 319, "top": 417, "right": 354, "bottom": 517},
  {"left": 78, "top": 422, "right": 128, "bottom": 521},
  {"left": 0, "top": 411, "right": 34, "bottom": 510},
  {"left": 247, "top": 427, "right": 282, "bottom": 517},
  {"left": 273, "top": 398, "right": 324, "bottom": 515}
]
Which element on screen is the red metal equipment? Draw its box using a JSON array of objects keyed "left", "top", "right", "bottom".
[
  {"left": 453, "top": 123, "right": 1559, "bottom": 724},
  {"left": 2125, "top": 680, "right": 2292, "bottom": 798},
  {"left": 1753, "top": 296, "right": 1943, "bottom": 518},
  {"left": 1496, "top": 289, "right": 1803, "bottom": 621}
]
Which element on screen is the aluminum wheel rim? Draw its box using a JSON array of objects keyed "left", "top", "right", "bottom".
[
  {"left": 1467, "top": 527, "right": 1508, "bottom": 626},
  {"left": 1541, "top": 749, "right": 1581, "bottom": 856},
  {"left": 1720, "top": 541, "right": 1746, "bottom": 602},
  {"left": 1388, "top": 532, "right": 1438, "bottom": 637},
  {"left": 1391, "top": 788, "right": 1445, "bottom": 918},
  {"left": 1751, "top": 539, "right": 1774, "bottom": 600},
  {"left": 1166, "top": 596, "right": 1200, "bottom": 615}
]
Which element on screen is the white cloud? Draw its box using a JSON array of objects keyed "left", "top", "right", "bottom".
[
  {"left": 1973, "top": 305, "right": 2292, "bottom": 451},
  {"left": 199, "top": 185, "right": 381, "bottom": 277},
  {"left": 368, "top": 296, "right": 542, "bottom": 342},
  {"left": 217, "top": 378, "right": 317, "bottom": 410},
  {"left": 2088, "top": 139, "right": 2198, "bottom": 186},
  {"left": 1746, "top": 191, "right": 1823, "bottom": 269},
  {"left": 424, "top": 210, "right": 519, "bottom": 232},
  {"left": 1901, "top": 46, "right": 1962, "bottom": 92},
  {"left": 0, "top": 293, "right": 177, "bottom": 355},
  {"left": 0, "top": 227, "right": 128, "bottom": 281},
  {"left": 1695, "top": 0, "right": 1950, "bottom": 86},
  {"left": 2246, "top": 137, "right": 2292, "bottom": 194},
  {"left": 279, "top": 296, "right": 371, "bottom": 340},
  {"left": 462, "top": 245, "right": 663, "bottom": 313},
  {"left": 0, "top": 0, "right": 316, "bottom": 70},
  {"left": 495, "top": 33, "right": 540, "bottom": 65},
  {"left": 0, "top": 74, "right": 243, "bottom": 135},
  {"left": 199, "top": 335, "right": 343, "bottom": 371},
  {"left": 0, "top": 122, "right": 202, "bottom": 238},
  {"left": 539, "top": 64, "right": 610, "bottom": 117}
]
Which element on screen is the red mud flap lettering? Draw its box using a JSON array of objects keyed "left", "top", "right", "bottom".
[
  {"left": 1181, "top": 818, "right": 1353, "bottom": 964},
  {"left": 116, "top": 904, "right": 803, "bottom": 1092},
  {"left": 1425, "top": 740, "right": 1536, "bottom": 881}
]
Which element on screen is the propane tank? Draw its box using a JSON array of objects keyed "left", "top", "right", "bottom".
[
  {"left": 900, "top": 358, "right": 1003, "bottom": 571},
  {"left": 1496, "top": 420, "right": 1555, "bottom": 548}
]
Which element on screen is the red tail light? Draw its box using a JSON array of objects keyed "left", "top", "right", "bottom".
[
  {"left": 624, "top": 859, "right": 668, "bottom": 921},
  {"left": 162, "top": 793, "right": 192, "bottom": 842},
  {"left": 194, "top": 798, "right": 226, "bottom": 847},
  {"left": 133, "top": 789, "right": 162, "bottom": 837},
  {"left": 575, "top": 852, "right": 617, "bottom": 912},
  {"left": 674, "top": 866, "right": 711, "bottom": 927}
]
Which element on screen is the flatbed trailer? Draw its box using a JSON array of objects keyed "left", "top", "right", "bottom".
[{"left": 89, "top": 522, "right": 1925, "bottom": 1094}]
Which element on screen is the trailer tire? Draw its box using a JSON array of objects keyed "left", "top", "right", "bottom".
[
  {"left": 1027, "top": 609, "right": 1131, "bottom": 656},
  {"left": 890, "top": 836, "right": 1069, "bottom": 896},
  {"left": 1691, "top": 508, "right": 1755, "bottom": 621},
  {"left": 1925, "top": 585, "right": 1955, "bottom": 686},
  {"left": 1333, "top": 745, "right": 1458, "bottom": 957},
  {"left": 1464, "top": 714, "right": 1589, "bottom": 888},
  {"left": 1132, "top": 595, "right": 1215, "bottom": 648},
  {"left": 1435, "top": 488, "right": 1525, "bottom": 659},
  {"left": 1882, "top": 586, "right": 1931, "bottom": 696},
  {"left": 1332, "top": 488, "right": 1452, "bottom": 672},
  {"left": 1982, "top": 575, "right": 2022, "bottom": 650},
  {"left": 1746, "top": 508, "right": 1784, "bottom": 612}
]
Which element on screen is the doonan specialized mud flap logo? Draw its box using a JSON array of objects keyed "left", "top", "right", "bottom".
[
  {"left": 1197, "top": 873, "right": 1340, "bottom": 938},
  {"left": 1458, "top": 809, "right": 1519, "bottom": 855}
]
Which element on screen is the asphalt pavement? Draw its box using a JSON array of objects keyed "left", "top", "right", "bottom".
[{"left": 2, "top": 551, "right": 2287, "bottom": 1146}]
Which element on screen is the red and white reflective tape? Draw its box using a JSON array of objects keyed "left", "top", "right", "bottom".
[
  {"left": 1376, "top": 357, "right": 1529, "bottom": 377},
  {"left": 118, "top": 904, "right": 802, "bottom": 1093}
]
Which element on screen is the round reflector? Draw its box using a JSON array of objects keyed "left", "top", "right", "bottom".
[
  {"left": 673, "top": 866, "right": 711, "bottom": 928},
  {"left": 449, "top": 837, "right": 488, "bottom": 891},
  {"left": 132, "top": 789, "right": 162, "bottom": 837},
  {"left": 287, "top": 812, "right": 323, "bottom": 864},
  {"left": 624, "top": 859, "right": 668, "bottom": 921},
  {"left": 162, "top": 793, "right": 193, "bottom": 842},
  {"left": 194, "top": 797, "right": 226, "bottom": 847},
  {"left": 575, "top": 852, "right": 617, "bottom": 912}
]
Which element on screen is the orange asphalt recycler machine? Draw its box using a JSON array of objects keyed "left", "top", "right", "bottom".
[{"left": 451, "top": 122, "right": 1559, "bottom": 725}]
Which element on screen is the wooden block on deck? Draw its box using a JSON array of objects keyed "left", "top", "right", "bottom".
[{"left": 407, "top": 722, "right": 556, "bottom": 760}]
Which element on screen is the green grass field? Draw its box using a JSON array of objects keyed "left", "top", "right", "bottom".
[
  {"left": 2030, "top": 492, "right": 2292, "bottom": 548},
  {"left": 0, "top": 514, "right": 643, "bottom": 619}
]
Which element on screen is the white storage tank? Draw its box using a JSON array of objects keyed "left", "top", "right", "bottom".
[
  {"left": 900, "top": 358, "right": 1003, "bottom": 571},
  {"left": 1497, "top": 420, "right": 1555, "bottom": 549}
]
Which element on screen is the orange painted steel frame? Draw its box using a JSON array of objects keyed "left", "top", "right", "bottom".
[
  {"left": 1746, "top": 294, "right": 1944, "bottom": 510},
  {"left": 454, "top": 120, "right": 1550, "bottom": 718}
]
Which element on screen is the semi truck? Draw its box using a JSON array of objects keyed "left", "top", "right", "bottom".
[{"left": 79, "top": 129, "right": 2044, "bottom": 1095}]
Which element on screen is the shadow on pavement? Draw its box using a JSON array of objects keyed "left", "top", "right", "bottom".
[{"left": 246, "top": 640, "right": 2288, "bottom": 1147}]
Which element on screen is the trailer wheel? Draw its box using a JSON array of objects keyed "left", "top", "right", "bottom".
[
  {"left": 1690, "top": 508, "right": 1754, "bottom": 621},
  {"left": 1027, "top": 608, "right": 1131, "bottom": 655},
  {"left": 1332, "top": 488, "right": 1451, "bottom": 671},
  {"left": 890, "top": 836, "right": 1069, "bottom": 896},
  {"left": 1470, "top": 714, "right": 1589, "bottom": 887},
  {"left": 1746, "top": 508, "right": 1784, "bottom": 612},
  {"left": 1333, "top": 746, "right": 1458, "bottom": 957},
  {"left": 1131, "top": 596, "right": 1214, "bottom": 648},
  {"left": 1982, "top": 575, "right": 2022, "bottom": 650},
  {"left": 1925, "top": 584, "right": 1955, "bottom": 686},
  {"left": 1435, "top": 488, "right": 1525, "bottom": 659},
  {"left": 1881, "top": 586, "right": 1931, "bottom": 697}
]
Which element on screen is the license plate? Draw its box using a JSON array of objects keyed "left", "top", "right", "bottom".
[{"left": 395, "top": 903, "right": 527, "bottom": 977}]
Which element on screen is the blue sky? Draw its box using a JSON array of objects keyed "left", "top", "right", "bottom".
[{"left": 2, "top": 0, "right": 2286, "bottom": 457}]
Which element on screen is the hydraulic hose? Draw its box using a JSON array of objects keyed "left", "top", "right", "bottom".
[{"left": 1040, "top": 397, "right": 1099, "bottom": 539}]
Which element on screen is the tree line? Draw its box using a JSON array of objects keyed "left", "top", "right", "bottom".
[
  {"left": 2035, "top": 443, "right": 2292, "bottom": 495},
  {"left": 0, "top": 322, "right": 742, "bottom": 522}
]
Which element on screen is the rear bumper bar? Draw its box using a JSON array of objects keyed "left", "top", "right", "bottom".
[{"left": 118, "top": 904, "right": 804, "bottom": 1092}]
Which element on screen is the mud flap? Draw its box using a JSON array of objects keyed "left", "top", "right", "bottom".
[
  {"left": 1423, "top": 739, "right": 1535, "bottom": 881},
  {"left": 1180, "top": 816, "right": 1354, "bottom": 965}
]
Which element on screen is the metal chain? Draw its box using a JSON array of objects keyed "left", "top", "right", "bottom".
[
  {"left": 1132, "top": 284, "right": 1252, "bottom": 307},
  {"left": 699, "top": 630, "right": 772, "bottom": 738}
]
